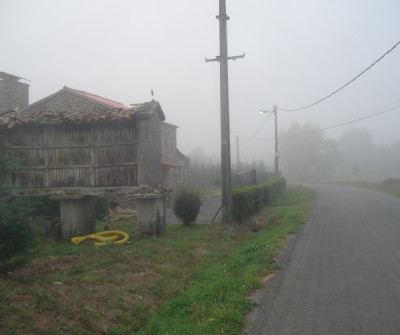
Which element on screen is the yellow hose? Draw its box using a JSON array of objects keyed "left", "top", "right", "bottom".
[{"left": 71, "top": 230, "right": 129, "bottom": 247}]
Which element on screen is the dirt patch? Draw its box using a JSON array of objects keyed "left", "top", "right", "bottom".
[
  {"left": 5, "top": 255, "right": 86, "bottom": 283},
  {"left": 232, "top": 209, "right": 271, "bottom": 232},
  {"left": 262, "top": 272, "right": 277, "bottom": 283},
  {"left": 195, "top": 247, "right": 208, "bottom": 256}
]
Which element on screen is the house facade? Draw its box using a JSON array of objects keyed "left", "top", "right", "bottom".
[
  {"left": 161, "top": 121, "right": 189, "bottom": 190},
  {"left": 0, "top": 71, "right": 29, "bottom": 113}
]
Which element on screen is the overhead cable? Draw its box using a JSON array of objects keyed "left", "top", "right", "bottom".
[
  {"left": 251, "top": 104, "right": 400, "bottom": 141},
  {"left": 239, "top": 112, "right": 272, "bottom": 146},
  {"left": 278, "top": 40, "right": 400, "bottom": 112}
]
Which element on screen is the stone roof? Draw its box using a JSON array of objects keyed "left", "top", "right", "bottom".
[
  {"left": 0, "top": 86, "right": 165, "bottom": 128},
  {"left": 162, "top": 121, "right": 178, "bottom": 128},
  {"left": 63, "top": 86, "right": 128, "bottom": 109}
]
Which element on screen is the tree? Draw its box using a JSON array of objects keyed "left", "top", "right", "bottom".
[
  {"left": 337, "top": 128, "right": 376, "bottom": 179},
  {"left": 280, "top": 122, "right": 341, "bottom": 181},
  {"left": 0, "top": 137, "right": 38, "bottom": 271},
  {"left": 337, "top": 128, "right": 400, "bottom": 180}
]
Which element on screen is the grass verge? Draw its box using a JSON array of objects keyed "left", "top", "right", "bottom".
[
  {"left": 0, "top": 185, "right": 315, "bottom": 334},
  {"left": 338, "top": 178, "right": 400, "bottom": 198}
]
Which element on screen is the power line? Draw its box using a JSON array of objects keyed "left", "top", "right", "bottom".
[
  {"left": 239, "top": 112, "right": 272, "bottom": 146},
  {"left": 278, "top": 40, "right": 400, "bottom": 112},
  {"left": 252, "top": 104, "right": 400, "bottom": 141}
]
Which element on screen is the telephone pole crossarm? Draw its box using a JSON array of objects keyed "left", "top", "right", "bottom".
[{"left": 205, "top": 53, "right": 245, "bottom": 63}]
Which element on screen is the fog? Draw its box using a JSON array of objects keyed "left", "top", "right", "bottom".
[{"left": 1, "top": 0, "right": 399, "bottom": 178}]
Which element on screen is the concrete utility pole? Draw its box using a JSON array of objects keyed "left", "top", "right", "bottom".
[
  {"left": 259, "top": 106, "right": 279, "bottom": 176},
  {"left": 236, "top": 135, "right": 240, "bottom": 170},
  {"left": 273, "top": 105, "right": 279, "bottom": 175},
  {"left": 206, "top": 0, "right": 244, "bottom": 225}
]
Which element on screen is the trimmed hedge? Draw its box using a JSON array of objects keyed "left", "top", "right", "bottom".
[{"left": 232, "top": 177, "right": 287, "bottom": 223}]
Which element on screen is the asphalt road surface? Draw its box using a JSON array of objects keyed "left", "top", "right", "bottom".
[{"left": 246, "top": 184, "right": 400, "bottom": 335}]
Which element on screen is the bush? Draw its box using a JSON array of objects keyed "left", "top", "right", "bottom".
[
  {"left": 0, "top": 188, "right": 37, "bottom": 269},
  {"left": 28, "top": 196, "right": 60, "bottom": 219},
  {"left": 232, "top": 177, "right": 287, "bottom": 224},
  {"left": 173, "top": 187, "right": 202, "bottom": 226},
  {"left": 232, "top": 186, "right": 262, "bottom": 224},
  {"left": 261, "top": 177, "right": 287, "bottom": 205},
  {"left": 95, "top": 195, "right": 111, "bottom": 219},
  {"left": 0, "top": 146, "right": 38, "bottom": 270}
]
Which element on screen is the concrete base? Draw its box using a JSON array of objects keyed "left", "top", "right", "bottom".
[
  {"left": 60, "top": 196, "right": 96, "bottom": 239},
  {"left": 136, "top": 197, "right": 166, "bottom": 237}
]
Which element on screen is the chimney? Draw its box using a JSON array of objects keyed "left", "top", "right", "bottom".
[{"left": 0, "top": 71, "right": 29, "bottom": 113}]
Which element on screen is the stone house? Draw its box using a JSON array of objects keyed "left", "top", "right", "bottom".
[
  {"left": 161, "top": 121, "right": 189, "bottom": 190},
  {"left": 0, "top": 71, "right": 29, "bottom": 113}
]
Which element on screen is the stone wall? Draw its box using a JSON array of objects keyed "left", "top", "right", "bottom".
[
  {"left": 161, "top": 122, "right": 189, "bottom": 189},
  {"left": 161, "top": 122, "right": 178, "bottom": 162}
]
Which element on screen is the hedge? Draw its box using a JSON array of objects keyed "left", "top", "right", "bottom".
[{"left": 232, "top": 177, "right": 287, "bottom": 223}]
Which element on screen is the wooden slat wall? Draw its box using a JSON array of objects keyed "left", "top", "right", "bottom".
[{"left": 5, "top": 122, "right": 138, "bottom": 188}]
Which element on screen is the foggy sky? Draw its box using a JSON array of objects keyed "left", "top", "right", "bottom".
[{"left": 1, "top": 0, "right": 399, "bottom": 167}]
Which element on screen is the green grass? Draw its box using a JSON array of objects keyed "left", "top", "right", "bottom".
[
  {"left": 0, "top": 185, "right": 315, "bottom": 335},
  {"left": 137, "top": 185, "right": 315, "bottom": 334},
  {"left": 338, "top": 179, "right": 400, "bottom": 198}
]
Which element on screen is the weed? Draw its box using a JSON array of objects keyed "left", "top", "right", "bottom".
[
  {"left": 66, "top": 263, "right": 87, "bottom": 276},
  {"left": 137, "top": 185, "right": 315, "bottom": 334},
  {"left": 33, "top": 288, "right": 56, "bottom": 311},
  {"left": 0, "top": 186, "right": 315, "bottom": 334},
  {"left": 10, "top": 304, "right": 32, "bottom": 319},
  {"left": 109, "top": 326, "right": 133, "bottom": 335}
]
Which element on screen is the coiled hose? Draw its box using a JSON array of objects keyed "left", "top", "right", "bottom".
[{"left": 71, "top": 230, "right": 129, "bottom": 247}]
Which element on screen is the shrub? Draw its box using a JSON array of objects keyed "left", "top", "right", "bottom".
[
  {"left": 232, "top": 177, "right": 287, "bottom": 224},
  {"left": 0, "top": 188, "right": 37, "bottom": 270},
  {"left": 261, "top": 177, "right": 287, "bottom": 205},
  {"left": 28, "top": 196, "right": 60, "bottom": 219},
  {"left": 0, "top": 145, "right": 38, "bottom": 270},
  {"left": 232, "top": 186, "right": 262, "bottom": 224},
  {"left": 95, "top": 195, "right": 111, "bottom": 219},
  {"left": 173, "top": 187, "right": 202, "bottom": 226}
]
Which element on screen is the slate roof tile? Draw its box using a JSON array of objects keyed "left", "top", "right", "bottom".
[{"left": 0, "top": 87, "right": 165, "bottom": 128}]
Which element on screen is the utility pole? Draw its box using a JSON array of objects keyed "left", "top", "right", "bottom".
[
  {"left": 273, "top": 105, "right": 279, "bottom": 176},
  {"left": 206, "top": 0, "right": 244, "bottom": 225},
  {"left": 259, "top": 106, "right": 279, "bottom": 176},
  {"left": 236, "top": 135, "right": 240, "bottom": 170}
]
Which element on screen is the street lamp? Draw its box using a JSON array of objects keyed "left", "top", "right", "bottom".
[{"left": 258, "top": 105, "right": 279, "bottom": 176}]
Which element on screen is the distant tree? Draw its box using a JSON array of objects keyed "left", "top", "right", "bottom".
[
  {"left": 188, "top": 148, "right": 221, "bottom": 188},
  {"left": 280, "top": 122, "right": 341, "bottom": 181},
  {"left": 337, "top": 128, "right": 376, "bottom": 179},
  {"left": 337, "top": 128, "right": 400, "bottom": 180},
  {"left": 316, "top": 138, "right": 342, "bottom": 180}
]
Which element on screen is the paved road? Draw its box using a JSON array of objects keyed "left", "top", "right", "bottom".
[{"left": 246, "top": 184, "right": 400, "bottom": 335}]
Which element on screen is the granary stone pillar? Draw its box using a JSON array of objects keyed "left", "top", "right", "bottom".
[
  {"left": 60, "top": 196, "right": 96, "bottom": 239},
  {"left": 136, "top": 197, "right": 166, "bottom": 237},
  {"left": 136, "top": 114, "right": 162, "bottom": 188}
]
